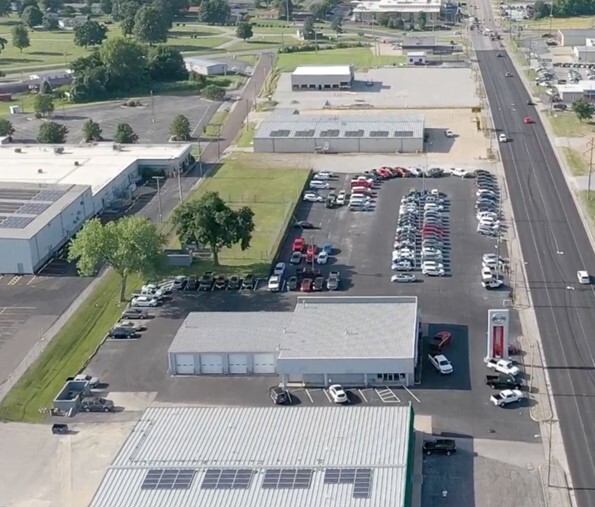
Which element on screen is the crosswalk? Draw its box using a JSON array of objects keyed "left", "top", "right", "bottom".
[{"left": 0, "top": 275, "right": 49, "bottom": 287}]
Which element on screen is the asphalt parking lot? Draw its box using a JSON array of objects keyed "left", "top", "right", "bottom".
[{"left": 10, "top": 95, "right": 221, "bottom": 144}]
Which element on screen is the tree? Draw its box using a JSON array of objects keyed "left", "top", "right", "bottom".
[
  {"left": 236, "top": 21, "right": 253, "bottom": 41},
  {"left": 133, "top": 6, "right": 168, "bottom": 44},
  {"left": 82, "top": 119, "right": 103, "bottom": 141},
  {"left": 111, "top": 0, "right": 140, "bottom": 20},
  {"left": 312, "top": 3, "right": 326, "bottom": 19},
  {"left": 197, "top": 0, "right": 230, "bottom": 24},
  {"left": 114, "top": 122, "right": 138, "bottom": 143},
  {"left": 11, "top": 24, "right": 30, "bottom": 53},
  {"left": 572, "top": 98, "right": 594, "bottom": 122},
  {"left": 202, "top": 84, "right": 225, "bottom": 100},
  {"left": 33, "top": 93, "right": 54, "bottom": 116},
  {"left": 0, "top": 0, "right": 12, "bottom": 16},
  {"left": 121, "top": 16, "right": 135, "bottom": 36},
  {"left": 37, "top": 121, "right": 68, "bottom": 143},
  {"left": 42, "top": 14, "right": 60, "bottom": 30},
  {"left": 0, "top": 36, "right": 6, "bottom": 54},
  {"left": 330, "top": 17, "right": 342, "bottom": 34},
  {"left": 40, "top": 80, "right": 52, "bottom": 94},
  {"left": 416, "top": 11, "right": 427, "bottom": 30},
  {"left": 100, "top": 37, "right": 147, "bottom": 92},
  {"left": 151, "top": 0, "right": 174, "bottom": 28},
  {"left": 21, "top": 4, "right": 43, "bottom": 28},
  {"left": 170, "top": 114, "right": 191, "bottom": 140},
  {"left": 68, "top": 216, "right": 164, "bottom": 301},
  {"left": 147, "top": 45, "right": 188, "bottom": 81},
  {"left": 172, "top": 191, "right": 255, "bottom": 266},
  {"left": 100, "top": 0, "right": 113, "bottom": 14},
  {"left": 74, "top": 20, "right": 108, "bottom": 47},
  {"left": 40, "top": 0, "right": 63, "bottom": 11},
  {"left": 70, "top": 52, "right": 108, "bottom": 101},
  {"left": 0, "top": 118, "right": 15, "bottom": 137},
  {"left": 302, "top": 16, "right": 315, "bottom": 40}
]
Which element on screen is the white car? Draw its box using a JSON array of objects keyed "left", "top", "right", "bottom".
[
  {"left": 273, "top": 262, "right": 286, "bottom": 276},
  {"left": 131, "top": 296, "right": 159, "bottom": 307},
  {"left": 429, "top": 353, "right": 453, "bottom": 374},
  {"left": 498, "top": 133, "right": 508, "bottom": 143},
  {"left": 141, "top": 284, "right": 164, "bottom": 298},
  {"left": 422, "top": 251, "right": 443, "bottom": 261},
  {"left": 313, "top": 171, "right": 334, "bottom": 180},
  {"left": 303, "top": 192, "right": 323, "bottom": 202},
  {"left": 490, "top": 389, "right": 523, "bottom": 406},
  {"left": 477, "top": 189, "right": 497, "bottom": 198},
  {"left": 450, "top": 167, "right": 469, "bottom": 178},
  {"left": 317, "top": 251, "right": 329, "bottom": 264},
  {"left": 118, "top": 320, "right": 144, "bottom": 331},
  {"left": 351, "top": 194, "right": 371, "bottom": 202},
  {"left": 445, "top": 129, "right": 455, "bottom": 137},
  {"left": 481, "top": 266, "right": 494, "bottom": 281},
  {"left": 391, "top": 273, "right": 417, "bottom": 283},
  {"left": 482, "top": 278, "right": 504, "bottom": 289},
  {"left": 336, "top": 191, "right": 346, "bottom": 205},
  {"left": 407, "top": 166, "right": 423, "bottom": 177},
  {"left": 424, "top": 203, "right": 444, "bottom": 211},
  {"left": 267, "top": 275, "right": 281, "bottom": 292},
  {"left": 477, "top": 211, "right": 499, "bottom": 220},
  {"left": 483, "top": 253, "right": 506, "bottom": 264},
  {"left": 328, "top": 384, "right": 348, "bottom": 403},
  {"left": 485, "top": 358, "right": 520, "bottom": 376},
  {"left": 422, "top": 262, "right": 445, "bottom": 276},
  {"left": 392, "top": 260, "right": 413, "bottom": 271},
  {"left": 73, "top": 374, "right": 100, "bottom": 387},
  {"left": 577, "top": 270, "right": 590, "bottom": 284},
  {"left": 310, "top": 180, "right": 330, "bottom": 189}
]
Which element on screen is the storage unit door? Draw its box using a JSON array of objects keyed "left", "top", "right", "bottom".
[
  {"left": 302, "top": 374, "right": 325, "bottom": 386},
  {"left": 253, "top": 353, "right": 276, "bottom": 374},
  {"left": 175, "top": 354, "right": 196, "bottom": 375},
  {"left": 200, "top": 354, "right": 223, "bottom": 374},
  {"left": 228, "top": 354, "right": 248, "bottom": 374},
  {"left": 327, "top": 374, "right": 365, "bottom": 387}
]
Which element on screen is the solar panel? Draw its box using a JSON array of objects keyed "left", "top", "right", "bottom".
[
  {"left": 320, "top": 130, "right": 340, "bottom": 137},
  {"left": 323, "top": 468, "right": 373, "bottom": 498},
  {"left": 0, "top": 203, "right": 22, "bottom": 213},
  {"left": 344, "top": 130, "right": 364, "bottom": 137},
  {"left": 201, "top": 468, "right": 254, "bottom": 490},
  {"left": 270, "top": 129, "right": 290, "bottom": 137},
  {"left": 34, "top": 189, "right": 66, "bottom": 202},
  {"left": 295, "top": 129, "right": 315, "bottom": 137},
  {"left": 0, "top": 189, "right": 38, "bottom": 200},
  {"left": 0, "top": 216, "right": 34, "bottom": 229},
  {"left": 141, "top": 468, "right": 196, "bottom": 490},
  {"left": 394, "top": 130, "right": 414, "bottom": 137},
  {"left": 262, "top": 468, "right": 313, "bottom": 489},
  {"left": 369, "top": 131, "right": 389, "bottom": 137},
  {"left": 18, "top": 203, "right": 51, "bottom": 215}
]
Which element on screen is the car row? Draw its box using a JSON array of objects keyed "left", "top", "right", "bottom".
[
  {"left": 474, "top": 170, "right": 501, "bottom": 237},
  {"left": 481, "top": 253, "right": 507, "bottom": 289}
]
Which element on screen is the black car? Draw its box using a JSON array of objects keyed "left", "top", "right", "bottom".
[
  {"left": 52, "top": 423, "right": 69, "bottom": 435},
  {"left": 214, "top": 275, "right": 227, "bottom": 290},
  {"left": 294, "top": 221, "right": 315, "bottom": 229},
  {"left": 228, "top": 275, "right": 241, "bottom": 290},
  {"left": 185, "top": 276, "right": 198, "bottom": 291},
  {"left": 121, "top": 308, "right": 149, "bottom": 320},
  {"left": 108, "top": 326, "right": 138, "bottom": 339},
  {"left": 298, "top": 266, "right": 321, "bottom": 279},
  {"left": 199, "top": 272, "right": 214, "bottom": 291},
  {"left": 287, "top": 276, "right": 299, "bottom": 291},
  {"left": 423, "top": 439, "right": 456, "bottom": 456},
  {"left": 269, "top": 386, "right": 291, "bottom": 405},
  {"left": 242, "top": 273, "right": 255, "bottom": 290},
  {"left": 485, "top": 374, "right": 522, "bottom": 390},
  {"left": 313, "top": 276, "right": 325, "bottom": 291}
]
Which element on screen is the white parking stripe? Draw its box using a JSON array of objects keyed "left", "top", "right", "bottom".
[
  {"left": 323, "top": 389, "right": 333, "bottom": 403},
  {"left": 305, "top": 389, "right": 314, "bottom": 404},
  {"left": 358, "top": 389, "right": 368, "bottom": 403},
  {"left": 403, "top": 386, "right": 421, "bottom": 403}
]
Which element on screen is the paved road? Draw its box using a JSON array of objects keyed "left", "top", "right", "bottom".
[{"left": 471, "top": 8, "right": 595, "bottom": 507}]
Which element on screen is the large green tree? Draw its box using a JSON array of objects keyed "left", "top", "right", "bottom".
[
  {"left": 0, "top": 118, "right": 15, "bottom": 137},
  {"left": 416, "top": 11, "right": 427, "bottom": 30},
  {"left": 170, "top": 114, "right": 191, "bottom": 140},
  {"left": 33, "top": 93, "right": 54, "bottom": 116},
  {"left": 202, "top": 84, "right": 225, "bottom": 100},
  {"left": 172, "top": 191, "right": 255, "bottom": 266},
  {"left": 114, "top": 122, "right": 139, "bottom": 143},
  {"left": 11, "top": 24, "right": 30, "bottom": 52},
  {"left": 572, "top": 98, "right": 594, "bottom": 122},
  {"left": 236, "top": 21, "right": 253, "bottom": 41},
  {"left": 0, "top": 36, "right": 6, "bottom": 54},
  {"left": 82, "top": 119, "right": 103, "bottom": 141},
  {"left": 133, "top": 5, "right": 168, "bottom": 44},
  {"left": 68, "top": 216, "right": 164, "bottom": 301},
  {"left": 151, "top": 0, "right": 175, "bottom": 27},
  {"left": 21, "top": 4, "right": 43, "bottom": 27},
  {"left": 302, "top": 17, "right": 315, "bottom": 40},
  {"left": 74, "top": 20, "right": 108, "bottom": 48},
  {"left": 37, "top": 121, "right": 68, "bottom": 143},
  {"left": 197, "top": 0, "right": 230, "bottom": 24},
  {"left": 0, "top": 0, "right": 11, "bottom": 16},
  {"left": 147, "top": 45, "right": 188, "bottom": 81},
  {"left": 100, "top": 37, "right": 147, "bottom": 91}
]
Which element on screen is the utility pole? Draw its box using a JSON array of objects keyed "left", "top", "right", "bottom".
[
  {"left": 176, "top": 166, "right": 182, "bottom": 202},
  {"left": 216, "top": 124, "right": 222, "bottom": 161},
  {"left": 285, "top": 0, "right": 289, "bottom": 23},
  {"left": 150, "top": 90, "right": 155, "bottom": 124},
  {"left": 588, "top": 137, "right": 594, "bottom": 197},
  {"left": 197, "top": 142, "right": 204, "bottom": 176},
  {"left": 549, "top": 2, "right": 554, "bottom": 35},
  {"left": 152, "top": 176, "right": 164, "bottom": 222}
]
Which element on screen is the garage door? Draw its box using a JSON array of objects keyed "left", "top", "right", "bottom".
[
  {"left": 175, "top": 354, "right": 195, "bottom": 375},
  {"left": 253, "top": 353, "right": 276, "bottom": 374},
  {"left": 200, "top": 354, "right": 223, "bottom": 374},
  {"left": 228, "top": 354, "right": 248, "bottom": 374}
]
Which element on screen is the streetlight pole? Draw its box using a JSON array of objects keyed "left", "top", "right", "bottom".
[
  {"left": 176, "top": 166, "right": 182, "bottom": 203},
  {"left": 152, "top": 176, "right": 164, "bottom": 222},
  {"left": 549, "top": 2, "right": 554, "bottom": 35},
  {"left": 588, "top": 137, "right": 594, "bottom": 197}
]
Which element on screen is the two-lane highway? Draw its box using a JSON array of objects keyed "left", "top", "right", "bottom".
[{"left": 476, "top": 46, "right": 595, "bottom": 507}]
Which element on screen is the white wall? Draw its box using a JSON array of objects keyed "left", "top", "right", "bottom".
[
  {"left": 277, "top": 357, "right": 415, "bottom": 376},
  {"left": 0, "top": 239, "right": 33, "bottom": 273},
  {"left": 92, "top": 162, "right": 138, "bottom": 213}
]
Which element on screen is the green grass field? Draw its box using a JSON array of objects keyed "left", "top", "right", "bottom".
[
  {"left": 579, "top": 190, "right": 595, "bottom": 237},
  {"left": 561, "top": 147, "right": 589, "bottom": 176},
  {"left": 525, "top": 16, "right": 595, "bottom": 30},
  {"left": 235, "top": 122, "right": 255, "bottom": 147},
  {"left": 275, "top": 47, "right": 405, "bottom": 71},
  {"left": 549, "top": 112, "right": 595, "bottom": 137},
  {"left": 0, "top": 271, "right": 142, "bottom": 422}
]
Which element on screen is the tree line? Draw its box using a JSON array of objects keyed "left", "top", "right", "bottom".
[{"left": 533, "top": 0, "right": 595, "bottom": 18}]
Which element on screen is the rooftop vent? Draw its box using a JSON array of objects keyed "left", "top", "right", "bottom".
[
  {"left": 14, "top": 148, "right": 21, "bottom": 153},
  {"left": 54, "top": 147, "right": 64, "bottom": 154},
  {"left": 37, "top": 168, "right": 44, "bottom": 174},
  {"left": 74, "top": 161, "right": 80, "bottom": 166}
]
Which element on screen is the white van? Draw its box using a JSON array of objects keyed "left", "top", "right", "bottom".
[{"left": 577, "top": 270, "right": 590, "bottom": 284}]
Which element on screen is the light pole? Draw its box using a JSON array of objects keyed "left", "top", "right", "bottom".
[
  {"left": 152, "top": 176, "right": 164, "bottom": 222},
  {"left": 587, "top": 137, "right": 594, "bottom": 197},
  {"left": 549, "top": 2, "right": 554, "bottom": 35},
  {"left": 176, "top": 165, "right": 182, "bottom": 203}
]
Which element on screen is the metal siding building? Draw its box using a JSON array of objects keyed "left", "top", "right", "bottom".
[
  {"left": 89, "top": 405, "right": 415, "bottom": 507},
  {"left": 184, "top": 57, "right": 228, "bottom": 76},
  {"left": 291, "top": 65, "right": 354, "bottom": 90},
  {"left": 167, "top": 296, "right": 420, "bottom": 386},
  {"left": 557, "top": 29, "right": 595, "bottom": 47},
  {"left": 254, "top": 111, "right": 425, "bottom": 154}
]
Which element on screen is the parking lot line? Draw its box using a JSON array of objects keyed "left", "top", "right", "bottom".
[
  {"left": 358, "top": 389, "right": 368, "bottom": 403},
  {"left": 403, "top": 386, "right": 421, "bottom": 403},
  {"left": 305, "top": 389, "right": 314, "bottom": 404},
  {"left": 323, "top": 389, "right": 333, "bottom": 403},
  {"left": 7, "top": 276, "right": 21, "bottom": 286},
  {"left": 375, "top": 387, "right": 400, "bottom": 403}
]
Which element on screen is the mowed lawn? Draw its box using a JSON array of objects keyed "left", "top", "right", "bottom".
[
  {"left": 526, "top": 16, "right": 595, "bottom": 30},
  {"left": 276, "top": 47, "right": 406, "bottom": 71},
  {"left": 190, "top": 155, "right": 309, "bottom": 264},
  {"left": 549, "top": 111, "right": 595, "bottom": 137}
]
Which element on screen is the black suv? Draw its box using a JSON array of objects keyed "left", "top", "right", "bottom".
[
  {"left": 108, "top": 326, "right": 138, "bottom": 339},
  {"left": 242, "top": 273, "right": 255, "bottom": 290},
  {"left": 269, "top": 386, "right": 290, "bottom": 405},
  {"left": 423, "top": 439, "right": 456, "bottom": 456},
  {"left": 199, "top": 272, "right": 214, "bottom": 291}
]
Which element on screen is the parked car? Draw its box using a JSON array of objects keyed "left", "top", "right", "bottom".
[
  {"left": 294, "top": 221, "right": 315, "bottom": 229},
  {"left": 269, "top": 386, "right": 291, "bottom": 404},
  {"left": 328, "top": 384, "right": 348, "bottom": 403},
  {"left": 108, "top": 326, "right": 139, "bottom": 339},
  {"left": 172, "top": 276, "right": 187, "bottom": 290},
  {"left": 290, "top": 251, "right": 303, "bottom": 265},
  {"left": 228, "top": 275, "right": 241, "bottom": 290},
  {"left": 429, "top": 331, "right": 452, "bottom": 352},
  {"left": 81, "top": 397, "right": 115, "bottom": 412},
  {"left": 214, "top": 275, "right": 228, "bottom": 290},
  {"left": 317, "top": 251, "right": 329, "bottom": 264},
  {"left": 300, "top": 278, "right": 313, "bottom": 292},
  {"left": 327, "top": 271, "right": 340, "bottom": 290},
  {"left": 310, "top": 180, "right": 331, "bottom": 189},
  {"left": 185, "top": 276, "right": 198, "bottom": 291},
  {"left": 287, "top": 276, "right": 299, "bottom": 291},
  {"left": 121, "top": 308, "right": 149, "bottom": 320},
  {"left": 72, "top": 374, "right": 100, "bottom": 387},
  {"left": 485, "top": 374, "right": 522, "bottom": 390},
  {"left": 485, "top": 358, "right": 520, "bottom": 376},
  {"left": 303, "top": 192, "right": 323, "bottom": 202},
  {"left": 268, "top": 275, "right": 281, "bottom": 292},
  {"left": 273, "top": 262, "right": 286, "bottom": 276},
  {"left": 490, "top": 389, "right": 523, "bottom": 406},
  {"left": 198, "top": 272, "right": 214, "bottom": 291},
  {"left": 131, "top": 296, "right": 159, "bottom": 307},
  {"left": 52, "top": 423, "right": 69, "bottom": 435},
  {"left": 242, "top": 273, "right": 255, "bottom": 290},
  {"left": 292, "top": 237, "right": 305, "bottom": 252},
  {"left": 423, "top": 439, "right": 456, "bottom": 456},
  {"left": 313, "top": 276, "right": 325, "bottom": 291},
  {"left": 482, "top": 279, "right": 503, "bottom": 289},
  {"left": 313, "top": 171, "right": 334, "bottom": 180},
  {"left": 428, "top": 353, "right": 453, "bottom": 374}
]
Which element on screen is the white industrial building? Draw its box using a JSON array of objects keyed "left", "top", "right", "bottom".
[
  {"left": 89, "top": 405, "right": 416, "bottom": 507},
  {"left": 557, "top": 28, "right": 595, "bottom": 47},
  {"left": 168, "top": 296, "right": 420, "bottom": 386},
  {"left": 290, "top": 65, "right": 354, "bottom": 90},
  {"left": 352, "top": 0, "right": 442, "bottom": 23},
  {"left": 184, "top": 57, "right": 228, "bottom": 76},
  {"left": 254, "top": 110, "right": 424, "bottom": 154},
  {"left": 0, "top": 143, "right": 192, "bottom": 274},
  {"left": 557, "top": 80, "right": 595, "bottom": 102},
  {"left": 573, "top": 45, "right": 595, "bottom": 63}
]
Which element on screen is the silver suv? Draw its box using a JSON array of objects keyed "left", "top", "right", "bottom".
[{"left": 81, "top": 397, "right": 115, "bottom": 412}]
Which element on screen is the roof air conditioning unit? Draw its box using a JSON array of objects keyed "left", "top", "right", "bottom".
[
  {"left": 74, "top": 161, "right": 79, "bottom": 166},
  {"left": 54, "top": 147, "right": 64, "bottom": 154},
  {"left": 38, "top": 168, "right": 44, "bottom": 173},
  {"left": 14, "top": 148, "right": 21, "bottom": 153},
  {"left": 113, "top": 143, "right": 122, "bottom": 151}
]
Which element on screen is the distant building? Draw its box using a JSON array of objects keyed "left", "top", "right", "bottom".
[
  {"left": 291, "top": 65, "right": 354, "bottom": 90},
  {"left": 407, "top": 51, "right": 427, "bottom": 65},
  {"left": 58, "top": 15, "right": 89, "bottom": 29},
  {"left": 573, "top": 45, "right": 595, "bottom": 63},
  {"left": 185, "top": 57, "right": 228, "bottom": 76},
  {"left": 401, "top": 36, "right": 438, "bottom": 50},
  {"left": 352, "top": 0, "right": 443, "bottom": 24},
  {"left": 557, "top": 29, "right": 595, "bottom": 47},
  {"left": 557, "top": 80, "right": 595, "bottom": 103}
]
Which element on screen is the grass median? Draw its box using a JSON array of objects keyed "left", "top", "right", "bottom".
[{"left": 276, "top": 47, "right": 406, "bottom": 71}]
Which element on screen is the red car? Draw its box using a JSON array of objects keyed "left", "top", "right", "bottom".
[
  {"left": 300, "top": 278, "right": 313, "bottom": 292},
  {"left": 423, "top": 225, "right": 443, "bottom": 235},
  {"left": 292, "top": 237, "right": 305, "bottom": 252},
  {"left": 429, "top": 331, "right": 452, "bottom": 352},
  {"left": 306, "top": 244, "right": 317, "bottom": 263},
  {"left": 388, "top": 167, "right": 402, "bottom": 177},
  {"left": 377, "top": 167, "right": 392, "bottom": 179},
  {"left": 523, "top": 116, "right": 534, "bottom": 124},
  {"left": 350, "top": 178, "right": 373, "bottom": 188},
  {"left": 423, "top": 228, "right": 443, "bottom": 238}
]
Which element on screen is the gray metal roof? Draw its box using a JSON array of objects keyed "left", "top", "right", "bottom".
[
  {"left": 254, "top": 111, "right": 425, "bottom": 140},
  {"left": 559, "top": 29, "right": 595, "bottom": 37},
  {"left": 89, "top": 405, "right": 413, "bottom": 507},
  {"left": 184, "top": 57, "right": 227, "bottom": 67},
  {"left": 167, "top": 296, "right": 418, "bottom": 359}
]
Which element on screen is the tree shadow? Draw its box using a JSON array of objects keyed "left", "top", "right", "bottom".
[{"left": 30, "top": 51, "right": 64, "bottom": 56}]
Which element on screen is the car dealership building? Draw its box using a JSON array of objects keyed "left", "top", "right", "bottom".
[{"left": 167, "top": 296, "right": 421, "bottom": 387}]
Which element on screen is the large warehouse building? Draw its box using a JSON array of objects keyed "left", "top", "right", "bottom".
[
  {"left": 253, "top": 110, "right": 425, "bottom": 154},
  {"left": 0, "top": 143, "right": 192, "bottom": 274},
  {"left": 290, "top": 65, "right": 354, "bottom": 90},
  {"left": 89, "top": 405, "right": 416, "bottom": 507},
  {"left": 168, "top": 296, "right": 420, "bottom": 386}
]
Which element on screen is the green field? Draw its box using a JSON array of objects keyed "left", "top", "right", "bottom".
[
  {"left": 276, "top": 47, "right": 406, "bottom": 71},
  {"left": 235, "top": 122, "right": 256, "bottom": 147},
  {"left": 579, "top": 190, "right": 595, "bottom": 237},
  {"left": 561, "top": 147, "right": 589, "bottom": 176},
  {"left": 524, "top": 15, "right": 595, "bottom": 30},
  {"left": 549, "top": 112, "right": 595, "bottom": 137}
]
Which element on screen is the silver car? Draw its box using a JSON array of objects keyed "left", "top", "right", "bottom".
[{"left": 391, "top": 273, "right": 417, "bottom": 283}]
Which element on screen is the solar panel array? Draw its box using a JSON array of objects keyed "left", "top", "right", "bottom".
[
  {"left": 0, "top": 203, "right": 22, "bottom": 213},
  {"left": 324, "top": 468, "right": 373, "bottom": 499},
  {"left": 394, "top": 130, "right": 414, "bottom": 138},
  {"left": 34, "top": 189, "right": 66, "bottom": 202},
  {"left": 294, "top": 129, "right": 315, "bottom": 137},
  {"left": 369, "top": 131, "right": 389, "bottom": 137},
  {"left": 320, "top": 129, "right": 340, "bottom": 137},
  {"left": 345, "top": 130, "right": 364, "bottom": 137},
  {"left": 270, "top": 129, "right": 291, "bottom": 137},
  {"left": 18, "top": 202, "right": 51, "bottom": 215},
  {"left": 0, "top": 189, "right": 38, "bottom": 200},
  {"left": 201, "top": 469, "right": 254, "bottom": 490},
  {"left": 262, "top": 468, "right": 314, "bottom": 490},
  {"left": 0, "top": 216, "right": 35, "bottom": 229},
  {"left": 141, "top": 469, "right": 196, "bottom": 490}
]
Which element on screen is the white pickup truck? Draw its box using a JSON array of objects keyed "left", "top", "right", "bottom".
[
  {"left": 490, "top": 389, "right": 523, "bottom": 406},
  {"left": 485, "top": 358, "right": 520, "bottom": 376},
  {"left": 429, "top": 354, "right": 453, "bottom": 375}
]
